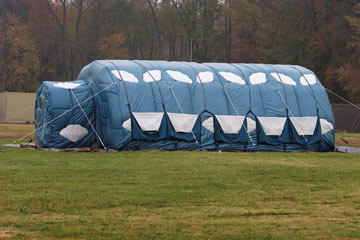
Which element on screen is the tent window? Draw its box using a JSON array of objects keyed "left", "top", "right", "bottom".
[
  {"left": 257, "top": 117, "right": 287, "bottom": 136},
  {"left": 111, "top": 70, "right": 139, "bottom": 83},
  {"left": 143, "top": 70, "right": 161, "bottom": 83},
  {"left": 219, "top": 72, "right": 245, "bottom": 85},
  {"left": 167, "top": 113, "right": 198, "bottom": 133},
  {"left": 270, "top": 73, "right": 296, "bottom": 85},
  {"left": 60, "top": 124, "right": 88, "bottom": 142},
  {"left": 215, "top": 115, "right": 245, "bottom": 134},
  {"left": 132, "top": 112, "right": 164, "bottom": 131},
  {"left": 249, "top": 72, "right": 267, "bottom": 85},
  {"left": 202, "top": 117, "right": 214, "bottom": 133},
  {"left": 300, "top": 74, "right": 317, "bottom": 86},
  {"left": 290, "top": 117, "right": 318, "bottom": 135},
  {"left": 166, "top": 70, "right": 192, "bottom": 83},
  {"left": 320, "top": 119, "right": 333, "bottom": 135},
  {"left": 53, "top": 82, "right": 81, "bottom": 89},
  {"left": 196, "top": 71, "right": 214, "bottom": 83}
]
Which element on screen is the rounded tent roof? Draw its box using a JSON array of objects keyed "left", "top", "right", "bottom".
[{"left": 78, "top": 60, "right": 321, "bottom": 87}]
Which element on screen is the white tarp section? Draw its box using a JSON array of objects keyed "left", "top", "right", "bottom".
[
  {"left": 143, "top": 70, "right": 161, "bottom": 83},
  {"left": 60, "top": 124, "right": 88, "bottom": 142},
  {"left": 215, "top": 115, "right": 245, "bottom": 134},
  {"left": 132, "top": 112, "right": 164, "bottom": 131},
  {"left": 53, "top": 82, "right": 81, "bottom": 89},
  {"left": 219, "top": 72, "right": 245, "bottom": 85},
  {"left": 196, "top": 71, "right": 214, "bottom": 83},
  {"left": 247, "top": 117, "right": 256, "bottom": 132},
  {"left": 257, "top": 117, "right": 287, "bottom": 136},
  {"left": 300, "top": 74, "right": 317, "bottom": 86},
  {"left": 290, "top": 117, "right": 318, "bottom": 135},
  {"left": 270, "top": 73, "right": 296, "bottom": 86},
  {"left": 203, "top": 117, "right": 214, "bottom": 133},
  {"left": 122, "top": 118, "right": 131, "bottom": 131},
  {"left": 167, "top": 113, "right": 198, "bottom": 133},
  {"left": 249, "top": 72, "right": 267, "bottom": 85},
  {"left": 166, "top": 70, "right": 192, "bottom": 83},
  {"left": 320, "top": 118, "right": 334, "bottom": 135},
  {"left": 111, "top": 70, "right": 139, "bottom": 83}
]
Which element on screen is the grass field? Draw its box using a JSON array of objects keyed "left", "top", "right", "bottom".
[{"left": 1, "top": 124, "right": 360, "bottom": 239}]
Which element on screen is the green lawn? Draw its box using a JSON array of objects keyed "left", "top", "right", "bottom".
[
  {"left": 1, "top": 125, "right": 360, "bottom": 239},
  {"left": 1, "top": 139, "right": 360, "bottom": 239}
]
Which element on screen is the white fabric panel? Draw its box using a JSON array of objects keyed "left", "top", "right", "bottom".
[
  {"left": 320, "top": 118, "right": 333, "bottom": 135},
  {"left": 270, "top": 73, "right": 296, "bottom": 86},
  {"left": 166, "top": 70, "right": 192, "bottom": 83},
  {"left": 143, "top": 70, "right": 161, "bottom": 83},
  {"left": 60, "top": 124, "right": 88, "bottom": 142},
  {"left": 202, "top": 117, "right": 214, "bottom": 133},
  {"left": 249, "top": 72, "right": 267, "bottom": 85},
  {"left": 247, "top": 117, "right": 256, "bottom": 132},
  {"left": 219, "top": 72, "right": 245, "bottom": 85},
  {"left": 167, "top": 113, "right": 198, "bottom": 133},
  {"left": 132, "top": 112, "right": 164, "bottom": 131},
  {"left": 300, "top": 74, "right": 317, "bottom": 86},
  {"left": 53, "top": 82, "right": 81, "bottom": 89},
  {"left": 215, "top": 115, "right": 245, "bottom": 134},
  {"left": 290, "top": 117, "right": 318, "bottom": 136},
  {"left": 111, "top": 70, "right": 139, "bottom": 83},
  {"left": 257, "top": 117, "right": 287, "bottom": 136},
  {"left": 122, "top": 118, "right": 131, "bottom": 131},
  {"left": 196, "top": 71, "right": 214, "bottom": 83}
]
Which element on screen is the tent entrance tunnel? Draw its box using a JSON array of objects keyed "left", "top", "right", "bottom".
[{"left": 35, "top": 60, "right": 335, "bottom": 152}]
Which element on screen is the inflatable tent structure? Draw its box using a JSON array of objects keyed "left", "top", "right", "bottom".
[{"left": 35, "top": 60, "right": 335, "bottom": 152}]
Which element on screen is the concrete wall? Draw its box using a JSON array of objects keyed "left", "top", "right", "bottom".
[{"left": 0, "top": 92, "right": 36, "bottom": 124}]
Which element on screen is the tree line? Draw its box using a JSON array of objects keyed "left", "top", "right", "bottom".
[{"left": 0, "top": 0, "right": 359, "bottom": 102}]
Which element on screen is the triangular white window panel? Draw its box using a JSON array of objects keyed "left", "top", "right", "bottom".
[
  {"left": 53, "top": 82, "right": 81, "bottom": 89},
  {"left": 219, "top": 72, "right": 245, "bottom": 85},
  {"left": 247, "top": 117, "right": 256, "bottom": 132},
  {"left": 143, "top": 70, "right": 161, "bottom": 83},
  {"left": 270, "top": 73, "right": 296, "bottom": 86},
  {"left": 196, "top": 71, "right": 214, "bottom": 83},
  {"left": 215, "top": 115, "right": 245, "bottom": 134},
  {"left": 166, "top": 70, "right": 192, "bottom": 83},
  {"left": 257, "top": 117, "right": 287, "bottom": 136},
  {"left": 167, "top": 113, "right": 198, "bottom": 133},
  {"left": 60, "top": 124, "right": 88, "bottom": 142},
  {"left": 111, "top": 70, "right": 139, "bottom": 83},
  {"left": 122, "top": 118, "right": 131, "bottom": 131},
  {"left": 320, "top": 118, "right": 333, "bottom": 135},
  {"left": 300, "top": 74, "right": 317, "bottom": 86},
  {"left": 290, "top": 117, "right": 318, "bottom": 136},
  {"left": 202, "top": 117, "right": 214, "bottom": 133},
  {"left": 132, "top": 112, "right": 164, "bottom": 131}
]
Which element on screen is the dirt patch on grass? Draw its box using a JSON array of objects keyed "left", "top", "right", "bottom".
[
  {"left": 0, "top": 228, "right": 19, "bottom": 238},
  {"left": 0, "top": 124, "right": 35, "bottom": 138},
  {"left": 30, "top": 212, "right": 80, "bottom": 221},
  {"left": 336, "top": 138, "right": 360, "bottom": 148}
]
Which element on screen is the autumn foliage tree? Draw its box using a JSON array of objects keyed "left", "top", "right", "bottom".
[
  {"left": 0, "top": 12, "right": 41, "bottom": 91},
  {"left": 0, "top": 0, "right": 358, "bottom": 102},
  {"left": 337, "top": 3, "right": 360, "bottom": 102}
]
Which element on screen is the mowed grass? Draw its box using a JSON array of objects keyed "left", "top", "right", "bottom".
[
  {"left": 2, "top": 124, "right": 360, "bottom": 148},
  {"left": 0, "top": 124, "right": 35, "bottom": 138},
  {"left": 1, "top": 125, "right": 360, "bottom": 239}
]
